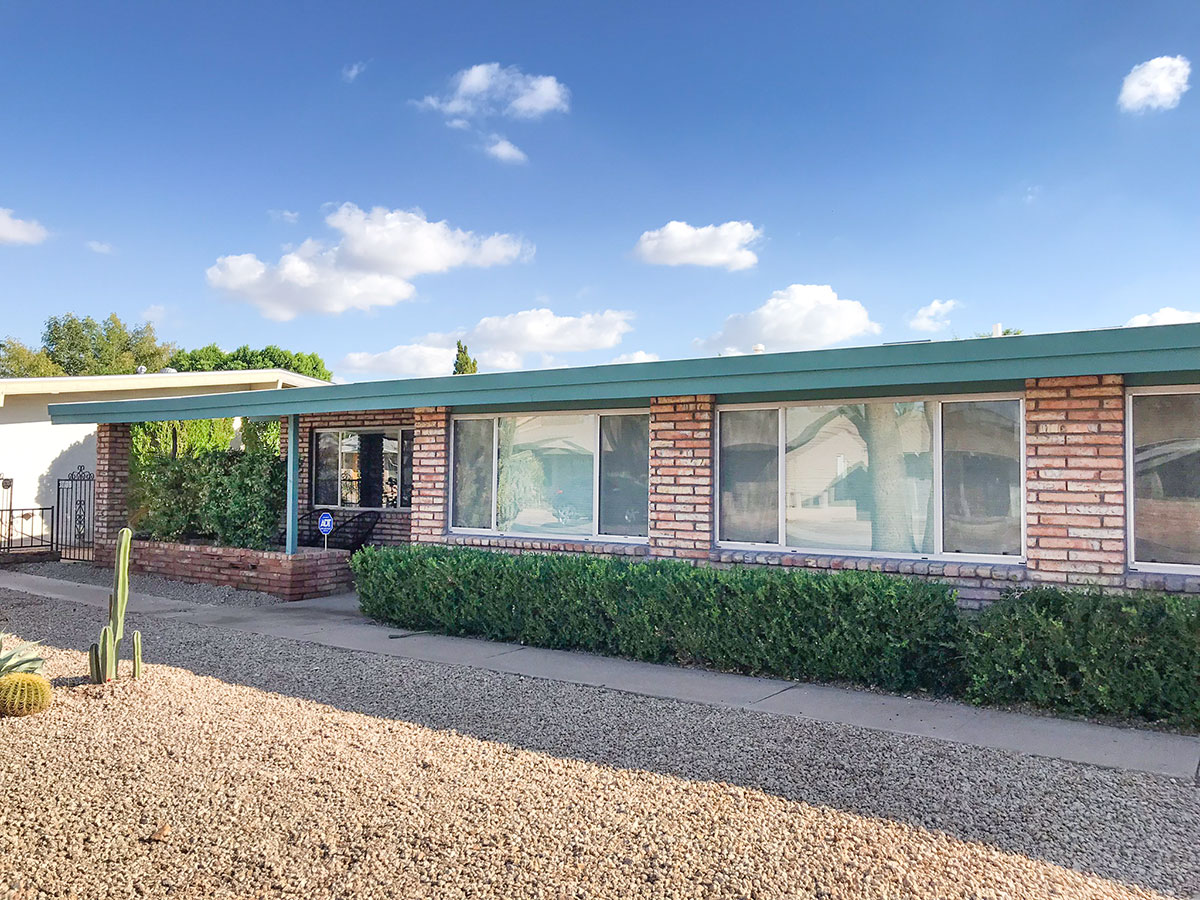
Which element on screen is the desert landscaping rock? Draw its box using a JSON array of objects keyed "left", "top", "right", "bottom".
[
  {"left": 1, "top": 589, "right": 1196, "bottom": 899},
  {"left": 11, "top": 561, "right": 283, "bottom": 607}
]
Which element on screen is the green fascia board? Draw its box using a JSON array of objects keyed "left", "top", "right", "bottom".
[{"left": 47, "top": 323, "right": 1200, "bottom": 424}]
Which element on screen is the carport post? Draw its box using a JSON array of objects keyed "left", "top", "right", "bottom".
[{"left": 285, "top": 413, "right": 299, "bottom": 555}]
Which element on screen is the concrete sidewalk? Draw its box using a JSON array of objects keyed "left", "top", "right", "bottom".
[{"left": 3, "top": 569, "right": 1198, "bottom": 783}]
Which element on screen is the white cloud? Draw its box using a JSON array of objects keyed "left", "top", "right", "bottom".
[
  {"left": 0, "top": 208, "right": 48, "bottom": 245},
  {"left": 699, "top": 284, "right": 881, "bottom": 355},
  {"left": 634, "top": 220, "right": 761, "bottom": 271},
  {"left": 341, "top": 61, "right": 368, "bottom": 84},
  {"left": 1126, "top": 307, "right": 1200, "bottom": 327},
  {"left": 269, "top": 209, "right": 299, "bottom": 223},
  {"left": 141, "top": 304, "right": 166, "bottom": 325},
  {"left": 611, "top": 350, "right": 659, "bottom": 364},
  {"left": 419, "top": 63, "right": 570, "bottom": 121},
  {"left": 1119, "top": 56, "right": 1190, "bottom": 112},
  {"left": 207, "top": 202, "right": 532, "bottom": 321},
  {"left": 909, "top": 298, "right": 958, "bottom": 332},
  {"left": 340, "top": 307, "right": 633, "bottom": 377},
  {"left": 85, "top": 240, "right": 113, "bottom": 254},
  {"left": 485, "top": 137, "right": 528, "bottom": 164}
]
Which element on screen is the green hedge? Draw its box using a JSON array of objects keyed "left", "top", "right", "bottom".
[
  {"left": 962, "top": 587, "right": 1200, "bottom": 727},
  {"left": 353, "top": 545, "right": 1200, "bottom": 728},
  {"left": 132, "top": 448, "right": 285, "bottom": 550},
  {"left": 352, "top": 545, "right": 963, "bottom": 693}
]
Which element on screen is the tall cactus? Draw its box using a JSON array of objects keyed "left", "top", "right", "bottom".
[{"left": 88, "top": 527, "right": 145, "bottom": 684}]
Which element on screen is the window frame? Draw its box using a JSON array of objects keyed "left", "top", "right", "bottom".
[
  {"left": 311, "top": 426, "right": 414, "bottom": 512},
  {"left": 715, "top": 392, "right": 1026, "bottom": 564},
  {"left": 1125, "top": 384, "right": 1200, "bottom": 574},
  {"left": 449, "top": 408, "right": 651, "bottom": 543}
]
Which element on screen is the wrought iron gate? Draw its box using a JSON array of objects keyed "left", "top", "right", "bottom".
[{"left": 55, "top": 466, "right": 95, "bottom": 561}]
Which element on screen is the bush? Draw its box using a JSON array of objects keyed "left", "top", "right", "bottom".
[
  {"left": 132, "top": 448, "right": 285, "bottom": 550},
  {"left": 962, "top": 587, "right": 1200, "bottom": 727},
  {"left": 351, "top": 545, "right": 964, "bottom": 693}
]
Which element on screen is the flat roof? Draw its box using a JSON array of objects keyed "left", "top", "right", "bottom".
[
  {"left": 47, "top": 323, "right": 1200, "bottom": 425},
  {"left": 2, "top": 368, "right": 328, "bottom": 408}
]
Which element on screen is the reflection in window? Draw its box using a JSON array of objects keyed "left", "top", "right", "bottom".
[
  {"left": 1133, "top": 394, "right": 1200, "bottom": 565},
  {"left": 452, "top": 419, "right": 495, "bottom": 529},
  {"left": 599, "top": 414, "right": 649, "bottom": 537},
  {"left": 783, "top": 403, "right": 933, "bottom": 553},
  {"left": 314, "top": 430, "right": 408, "bottom": 509},
  {"left": 719, "top": 409, "right": 779, "bottom": 544},
  {"left": 497, "top": 415, "right": 594, "bottom": 536},
  {"left": 942, "top": 400, "right": 1021, "bottom": 555}
]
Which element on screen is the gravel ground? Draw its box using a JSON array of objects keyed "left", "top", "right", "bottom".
[
  {"left": 10, "top": 560, "right": 283, "bottom": 607},
  {"left": 1, "top": 590, "right": 1197, "bottom": 900}
]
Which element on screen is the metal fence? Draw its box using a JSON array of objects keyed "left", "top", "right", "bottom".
[{"left": 1, "top": 507, "right": 54, "bottom": 554}]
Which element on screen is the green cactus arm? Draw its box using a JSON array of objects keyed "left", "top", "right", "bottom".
[
  {"left": 131, "top": 631, "right": 143, "bottom": 679},
  {"left": 110, "top": 527, "right": 132, "bottom": 652},
  {"left": 88, "top": 643, "right": 102, "bottom": 684},
  {"left": 100, "top": 626, "right": 116, "bottom": 682}
]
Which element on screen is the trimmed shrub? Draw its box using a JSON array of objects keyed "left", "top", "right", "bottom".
[
  {"left": 132, "top": 447, "right": 285, "bottom": 550},
  {"left": 351, "top": 545, "right": 964, "bottom": 693},
  {"left": 962, "top": 587, "right": 1200, "bottom": 728}
]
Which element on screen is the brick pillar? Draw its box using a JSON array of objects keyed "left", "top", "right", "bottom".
[
  {"left": 411, "top": 407, "right": 450, "bottom": 543},
  {"left": 648, "top": 395, "right": 715, "bottom": 560},
  {"left": 1025, "top": 375, "right": 1126, "bottom": 586},
  {"left": 95, "top": 422, "right": 132, "bottom": 565}
]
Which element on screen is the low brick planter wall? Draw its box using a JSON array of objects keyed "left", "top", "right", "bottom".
[{"left": 99, "top": 540, "right": 354, "bottom": 601}]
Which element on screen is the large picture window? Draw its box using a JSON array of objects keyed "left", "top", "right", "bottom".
[
  {"left": 719, "top": 396, "right": 1022, "bottom": 559},
  {"left": 1131, "top": 393, "right": 1200, "bottom": 566},
  {"left": 314, "top": 429, "right": 412, "bottom": 510},
  {"left": 451, "top": 412, "right": 650, "bottom": 540}
]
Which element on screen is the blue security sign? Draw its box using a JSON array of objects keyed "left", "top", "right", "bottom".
[{"left": 317, "top": 512, "right": 334, "bottom": 536}]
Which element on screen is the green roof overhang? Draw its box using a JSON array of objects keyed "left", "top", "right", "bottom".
[{"left": 47, "top": 323, "right": 1200, "bottom": 424}]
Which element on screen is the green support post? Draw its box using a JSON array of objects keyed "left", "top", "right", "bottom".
[{"left": 285, "top": 413, "right": 299, "bottom": 555}]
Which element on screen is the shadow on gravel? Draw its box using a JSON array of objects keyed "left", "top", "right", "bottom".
[{"left": 3, "top": 591, "right": 1197, "bottom": 899}]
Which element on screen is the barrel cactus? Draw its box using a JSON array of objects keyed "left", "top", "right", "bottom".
[{"left": 0, "top": 673, "right": 52, "bottom": 717}]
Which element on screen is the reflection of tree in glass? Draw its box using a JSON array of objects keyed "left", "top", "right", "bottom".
[
  {"left": 496, "top": 418, "right": 546, "bottom": 531},
  {"left": 787, "top": 402, "right": 932, "bottom": 553}
]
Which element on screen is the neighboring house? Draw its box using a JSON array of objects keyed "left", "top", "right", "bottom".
[
  {"left": 0, "top": 369, "right": 328, "bottom": 511},
  {"left": 45, "top": 323, "right": 1200, "bottom": 603}
]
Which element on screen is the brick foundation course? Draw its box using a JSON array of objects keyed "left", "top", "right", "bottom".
[{"left": 121, "top": 540, "right": 354, "bottom": 601}]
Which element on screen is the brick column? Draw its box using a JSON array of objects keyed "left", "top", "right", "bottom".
[
  {"left": 1025, "top": 375, "right": 1126, "bottom": 586},
  {"left": 411, "top": 407, "right": 450, "bottom": 543},
  {"left": 95, "top": 422, "right": 132, "bottom": 565},
  {"left": 648, "top": 395, "right": 715, "bottom": 560}
]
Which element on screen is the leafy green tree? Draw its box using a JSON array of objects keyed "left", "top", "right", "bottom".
[
  {"left": 42, "top": 313, "right": 174, "bottom": 375},
  {"left": 453, "top": 340, "right": 478, "bottom": 375},
  {"left": 169, "top": 343, "right": 331, "bottom": 381},
  {"left": 0, "top": 338, "right": 66, "bottom": 377}
]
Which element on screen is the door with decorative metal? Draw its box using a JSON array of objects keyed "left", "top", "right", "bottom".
[{"left": 55, "top": 466, "right": 95, "bottom": 561}]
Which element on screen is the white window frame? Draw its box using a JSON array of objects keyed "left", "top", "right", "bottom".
[
  {"left": 1125, "top": 384, "right": 1200, "bottom": 574},
  {"left": 449, "top": 409, "right": 651, "bottom": 543},
  {"left": 715, "top": 392, "right": 1026, "bottom": 564},
  {"left": 312, "top": 427, "right": 414, "bottom": 512}
]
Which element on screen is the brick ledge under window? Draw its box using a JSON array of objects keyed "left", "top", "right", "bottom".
[
  {"left": 710, "top": 547, "right": 1027, "bottom": 581},
  {"left": 442, "top": 534, "right": 650, "bottom": 556}
]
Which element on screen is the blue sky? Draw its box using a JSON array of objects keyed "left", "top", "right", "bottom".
[{"left": 1, "top": 1, "right": 1197, "bottom": 380}]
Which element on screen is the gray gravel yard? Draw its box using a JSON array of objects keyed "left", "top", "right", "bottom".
[
  {"left": 1, "top": 588, "right": 1197, "bottom": 899},
  {"left": 11, "top": 560, "right": 284, "bottom": 607}
]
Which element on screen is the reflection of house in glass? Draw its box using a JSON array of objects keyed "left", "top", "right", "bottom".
[
  {"left": 942, "top": 401, "right": 1022, "bottom": 555},
  {"left": 1133, "top": 393, "right": 1200, "bottom": 564},
  {"left": 498, "top": 415, "right": 595, "bottom": 535}
]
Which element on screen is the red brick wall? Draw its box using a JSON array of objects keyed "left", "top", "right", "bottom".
[
  {"left": 127, "top": 540, "right": 353, "bottom": 601},
  {"left": 411, "top": 407, "right": 450, "bottom": 543},
  {"left": 283, "top": 410, "right": 415, "bottom": 545},
  {"left": 94, "top": 423, "right": 131, "bottom": 564},
  {"left": 1025, "top": 375, "right": 1126, "bottom": 586},
  {"left": 648, "top": 395, "right": 715, "bottom": 560}
]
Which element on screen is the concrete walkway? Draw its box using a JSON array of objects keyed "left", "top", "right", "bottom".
[{"left": 3, "top": 569, "right": 1198, "bottom": 783}]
